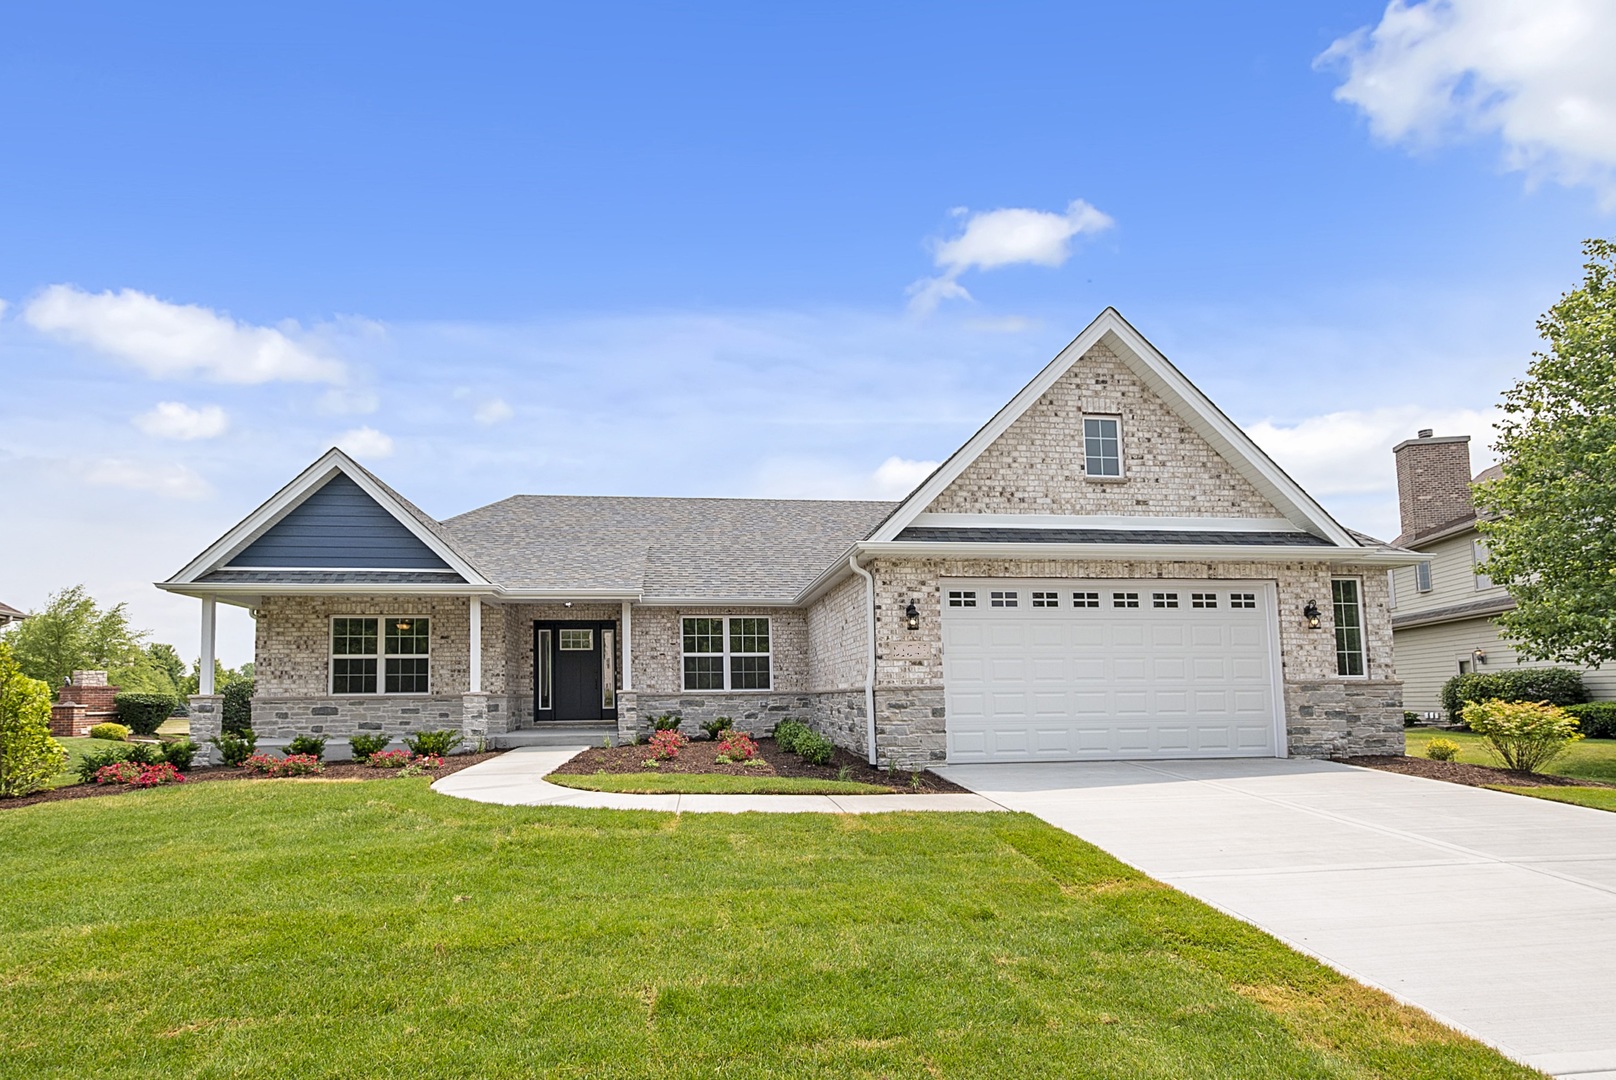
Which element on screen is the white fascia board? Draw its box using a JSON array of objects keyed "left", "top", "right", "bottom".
[
  {"left": 493, "top": 589, "right": 643, "bottom": 602},
  {"left": 632, "top": 597, "right": 801, "bottom": 608},
  {"left": 857, "top": 541, "right": 1420, "bottom": 566},
  {"left": 167, "top": 448, "right": 489, "bottom": 586},
  {"left": 908, "top": 512, "right": 1305, "bottom": 532},
  {"left": 156, "top": 582, "right": 500, "bottom": 598}
]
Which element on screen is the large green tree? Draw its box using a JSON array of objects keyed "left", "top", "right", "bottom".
[
  {"left": 1, "top": 585, "right": 175, "bottom": 693},
  {"left": 1475, "top": 238, "right": 1616, "bottom": 667}
]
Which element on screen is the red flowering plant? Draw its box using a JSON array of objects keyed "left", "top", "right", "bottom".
[
  {"left": 646, "top": 729, "right": 687, "bottom": 762},
  {"left": 714, "top": 730, "right": 758, "bottom": 764},
  {"left": 95, "top": 761, "right": 185, "bottom": 788},
  {"left": 240, "top": 753, "right": 279, "bottom": 774},
  {"left": 240, "top": 753, "right": 324, "bottom": 777}
]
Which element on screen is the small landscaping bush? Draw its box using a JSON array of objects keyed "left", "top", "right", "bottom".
[
  {"left": 122, "top": 741, "right": 165, "bottom": 766},
  {"left": 795, "top": 731, "right": 835, "bottom": 767},
  {"left": 349, "top": 732, "right": 391, "bottom": 761},
  {"left": 94, "top": 761, "right": 185, "bottom": 788},
  {"left": 242, "top": 753, "right": 324, "bottom": 777},
  {"left": 1461, "top": 699, "right": 1582, "bottom": 773},
  {"left": 699, "top": 716, "right": 734, "bottom": 741},
  {"left": 364, "top": 749, "right": 443, "bottom": 770},
  {"left": 89, "top": 722, "right": 130, "bottom": 742},
  {"left": 1424, "top": 738, "right": 1461, "bottom": 762},
  {"left": 221, "top": 678, "right": 254, "bottom": 734},
  {"left": 1402, "top": 711, "right": 1420, "bottom": 727},
  {"left": 1564, "top": 702, "right": 1616, "bottom": 739},
  {"left": 114, "top": 692, "right": 177, "bottom": 737},
  {"left": 210, "top": 728, "right": 258, "bottom": 767},
  {"left": 715, "top": 729, "right": 758, "bottom": 763},
  {"left": 160, "top": 738, "right": 201, "bottom": 770},
  {"left": 649, "top": 714, "right": 683, "bottom": 733},
  {"left": 1439, "top": 667, "right": 1588, "bottom": 722},
  {"left": 646, "top": 729, "right": 687, "bottom": 762},
  {"left": 773, "top": 718, "right": 810, "bottom": 753},
  {"left": 404, "top": 729, "right": 462, "bottom": 757},
  {"left": 286, "top": 734, "right": 327, "bottom": 761}
]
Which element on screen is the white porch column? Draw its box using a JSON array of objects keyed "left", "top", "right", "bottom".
[
  {"left": 199, "top": 596, "right": 217, "bottom": 696},
  {"left": 621, "top": 600, "right": 633, "bottom": 691},
  {"left": 468, "top": 595, "right": 483, "bottom": 694}
]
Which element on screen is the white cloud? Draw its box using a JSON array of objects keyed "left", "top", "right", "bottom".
[
  {"left": 316, "top": 387, "right": 380, "bottom": 415},
  {"left": 336, "top": 426, "right": 395, "bottom": 459},
  {"left": 908, "top": 199, "right": 1113, "bottom": 314},
  {"left": 22, "top": 285, "right": 347, "bottom": 383},
  {"left": 474, "top": 398, "right": 514, "bottom": 426},
  {"left": 133, "top": 402, "right": 229, "bottom": 441},
  {"left": 1247, "top": 405, "right": 1500, "bottom": 498},
  {"left": 1319, "top": 0, "right": 1616, "bottom": 201},
  {"left": 0, "top": 299, "right": 9, "bottom": 319},
  {"left": 83, "top": 458, "right": 212, "bottom": 500},
  {"left": 870, "top": 456, "right": 939, "bottom": 498}
]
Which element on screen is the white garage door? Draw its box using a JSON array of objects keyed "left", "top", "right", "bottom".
[{"left": 941, "top": 579, "right": 1283, "bottom": 763}]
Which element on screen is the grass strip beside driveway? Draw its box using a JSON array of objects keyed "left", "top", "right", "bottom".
[
  {"left": 544, "top": 771, "right": 895, "bottom": 795},
  {"left": 1406, "top": 728, "right": 1616, "bottom": 784},
  {"left": 0, "top": 779, "right": 1536, "bottom": 1078},
  {"left": 1488, "top": 784, "right": 1616, "bottom": 812}
]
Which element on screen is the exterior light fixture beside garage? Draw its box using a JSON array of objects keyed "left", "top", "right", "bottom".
[
  {"left": 1303, "top": 600, "right": 1321, "bottom": 629},
  {"left": 905, "top": 600, "right": 920, "bottom": 631}
]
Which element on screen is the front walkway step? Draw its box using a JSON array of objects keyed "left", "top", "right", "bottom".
[{"left": 490, "top": 725, "right": 616, "bottom": 749}]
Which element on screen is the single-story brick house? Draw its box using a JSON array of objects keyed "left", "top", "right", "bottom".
[{"left": 160, "top": 309, "right": 1411, "bottom": 767}]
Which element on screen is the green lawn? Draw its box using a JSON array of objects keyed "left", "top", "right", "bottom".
[
  {"left": 1405, "top": 728, "right": 1616, "bottom": 784},
  {"left": 546, "top": 771, "right": 895, "bottom": 795},
  {"left": 0, "top": 781, "right": 1531, "bottom": 1078},
  {"left": 1488, "top": 785, "right": 1616, "bottom": 812},
  {"left": 47, "top": 737, "right": 127, "bottom": 790}
]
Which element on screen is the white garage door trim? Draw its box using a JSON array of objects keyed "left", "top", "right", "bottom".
[{"left": 941, "top": 578, "right": 1286, "bottom": 763}]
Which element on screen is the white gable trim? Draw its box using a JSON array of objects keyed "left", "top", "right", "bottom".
[
  {"left": 166, "top": 448, "right": 489, "bottom": 586},
  {"left": 909, "top": 513, "right": 1306, "bottom": 533},
  {"left": 867, "top": 308, "right": 1359, "bottom": 548}
]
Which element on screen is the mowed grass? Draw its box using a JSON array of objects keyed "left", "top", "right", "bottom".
[
  {"left": 1405, "top": 728, "right": 1616, "bottom": 784},
  {"left": 1489, "top": 785, "right": 1616, "bottom": 812},
  {"left": 0, "top": 781, "right": 1535, "bottom": 1079},
  {"left": 545, "top": 771, "right": 894, "bottom": 795}
]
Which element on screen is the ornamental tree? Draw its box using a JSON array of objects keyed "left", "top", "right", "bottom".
[
  {"left": 1475, "top": 238, "right": 1616, "bottom": 668},
  {"left": 0, "top": 641, "right": 67, "bottom": 798}
]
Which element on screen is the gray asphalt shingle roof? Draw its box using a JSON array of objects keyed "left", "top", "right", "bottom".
[{"left": 441, "top": 495, "right": 897, "bottom": 601}]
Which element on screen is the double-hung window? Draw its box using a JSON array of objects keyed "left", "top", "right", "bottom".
[
  {"left": 682, "top": 616, "right": 771, "bottom": 691},
  {"left": 1331, "top": 579, "right": 1365, "bottom": 677},
  {"left": 331, "top": 616, "right": 431, "bottom": 694},
  {"left": 1083, "top": 416, "right": 1122, "bottom": 478}
]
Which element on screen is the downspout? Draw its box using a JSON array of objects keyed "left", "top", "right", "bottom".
[{"left": 848, "top": 553, "right": 878, "bottom": 766}]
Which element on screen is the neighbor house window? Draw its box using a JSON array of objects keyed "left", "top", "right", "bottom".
[
  {"left": 331, "top": 616, "right": 430, "bottom": 694},
  {"left": 1332, "top": 579, "right": 1365, "bottom": 677},
  {"left": 1472, "top": 541, "right": 1493, "bottom": 590},
  {"left": 1415, "top": 561, "right": 1433, "bottom": 593},
  {"left": 1083, "top": 416, "right": 1122, "bottom": 478},
  {"left": 682, "top": 616, "right": 771, "bottom": 691}
]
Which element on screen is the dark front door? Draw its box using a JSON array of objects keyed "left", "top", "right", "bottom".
[{"left": 534, "top": 621, "right": 617, "bottom": 722}]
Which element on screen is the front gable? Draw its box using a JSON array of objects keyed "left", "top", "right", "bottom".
[
  {"left": 227, "top": 473, "right": 453, "bottom": 570},
  {"left": 925, "top": 340, "right": 1280, "bottom": 519}
]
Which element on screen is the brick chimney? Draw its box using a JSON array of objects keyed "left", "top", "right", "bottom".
[{"left": 1392, "top": 430, "right": 1474, "bottom": 544}]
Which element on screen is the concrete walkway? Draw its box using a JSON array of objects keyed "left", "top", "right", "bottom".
[
  {"left": 939, "top": 757, "right": 1616, "bottom": 1079},
  {"left": 431, "top": 746, "right": 1004, "bottom": 814}
]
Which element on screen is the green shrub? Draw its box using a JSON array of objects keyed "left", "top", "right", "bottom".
[
  {"left": 1564, "top": 702, "right": 1616, "bottom": 739},
  {"left": 773, "top": 719, "right": 810, "bottom": 753},
  {"left": 1461, "top": 699, "right": 1582, "bottom": 773},
  {"left": 348, "top": 732, "right": 390, "bottom": 761},
  {"left": 404, "top": 729, "right": 463, "bottom": 757},
  {"left": 1425, "top": 738, "right": 1461, "bottom": 762},
  {"left": 75, "top": 741, "right": 166, "bottom": 783},
  {"left": 649, "top": 714, "right": 682, "bottom": 733},
  {"left": 1402, "top": 711, "right": 1420, "bottom": 727},
  {"left": 0, "top": 643, "right": 68, "bottom": 798},
  {"left": 160, "top": 738, "right": 200, "bottom": 770},
  {"left": 1439, "top": 667, "right": 1589, "bottom": 722},
  {"left": 221, "top": 679, "right": 254, "bottom": 734},
  {"left": 88, "top": 722, "right": 130, "bottom": 742},
  {"left": 795, "top": 731, "right": 835, "bottom": 767},
  {"left": 123, "top": 741, "right": 165, "bottom": 766},
  {"left": 211, "top": 728, "right": 258, "bottom": 767},
  {"left": 699, "top": 716, "right": 735, "bottom": 741},
  {"left": 76, "top": 746, "right": 126, "bottom": 784},
  {"left": 114, "top": 692, "right": 178, "bottom": 737},
  {"left": 286, "top": 734, "right": 327, "bottom": 761}
]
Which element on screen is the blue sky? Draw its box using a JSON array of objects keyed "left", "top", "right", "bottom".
[{"left": 2, "top": 0, "right": 1614, "bottom": 663}]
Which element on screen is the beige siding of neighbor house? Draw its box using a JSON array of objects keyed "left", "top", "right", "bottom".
[
  {"left": 1397, "top": 616, "right": 1616, "bottom": 715},
  {"left": 1389, "top": 530, "right": 1503, "bottom": 618},
  {"left": 925, "top": 342, "right": 1281, "bottom": 518}
]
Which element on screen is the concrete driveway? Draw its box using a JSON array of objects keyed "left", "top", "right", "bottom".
[{"left": 939, "top": 758, "right": 1616, "bottom": 1079}]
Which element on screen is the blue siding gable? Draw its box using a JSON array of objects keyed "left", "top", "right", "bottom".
[{"left": 226, "top": 474, "right": 454, "bottom": 570}]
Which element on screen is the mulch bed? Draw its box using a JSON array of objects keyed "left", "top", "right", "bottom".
[
  {"left": 551, "top": 736, "right": 969, "bottom": 793},
  {"left": 0, "top": 752, "right": 503, "bottom": 811},
  {"left": 1340, "top": 754, "right": 1615, "bottom": 790}
]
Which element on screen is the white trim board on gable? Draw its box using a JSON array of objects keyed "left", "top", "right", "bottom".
[{"left": 868, "top": 308, "right": 1359, "bottom": 548}]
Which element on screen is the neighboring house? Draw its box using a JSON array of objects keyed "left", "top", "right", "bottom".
[
  {"left": 0, "top": 600, "right": 26, "bottom": 629},
  {"left": 1388, "top": 431, "right": 1616, "bottom": 714},
  {"left": 158, "top": 308, "right": 1410, "bottom": 767}
]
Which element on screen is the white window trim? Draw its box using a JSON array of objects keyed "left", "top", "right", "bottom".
[
  {"left": 1080, "top": 413, "right": 1126, "bottom": 482},
  {"left": 1330, "top": 577, "right": 1368, "bottom": 680},
  {"left": 329, "top": 614, "right": 432, "bottom": 696},
  {"left": 1472, "top": 540, "right": 1493, "bottom": 591},
  {"left": 680, "top": 615, "right": 774, "bottom": 693},
  {"left": 1414, "top": 561, "right": 1433, "bottom": 593}
]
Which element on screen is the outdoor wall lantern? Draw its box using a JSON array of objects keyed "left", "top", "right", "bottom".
[
  {"left": 1302, "top": 600, "right": 1321, "bottom": 629},
  {"left": 1472, "top": 648, "right": 1487, "bottom": 667},
  {"left": 905, "top": 600, "right": 921, "bottom": 631}
]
